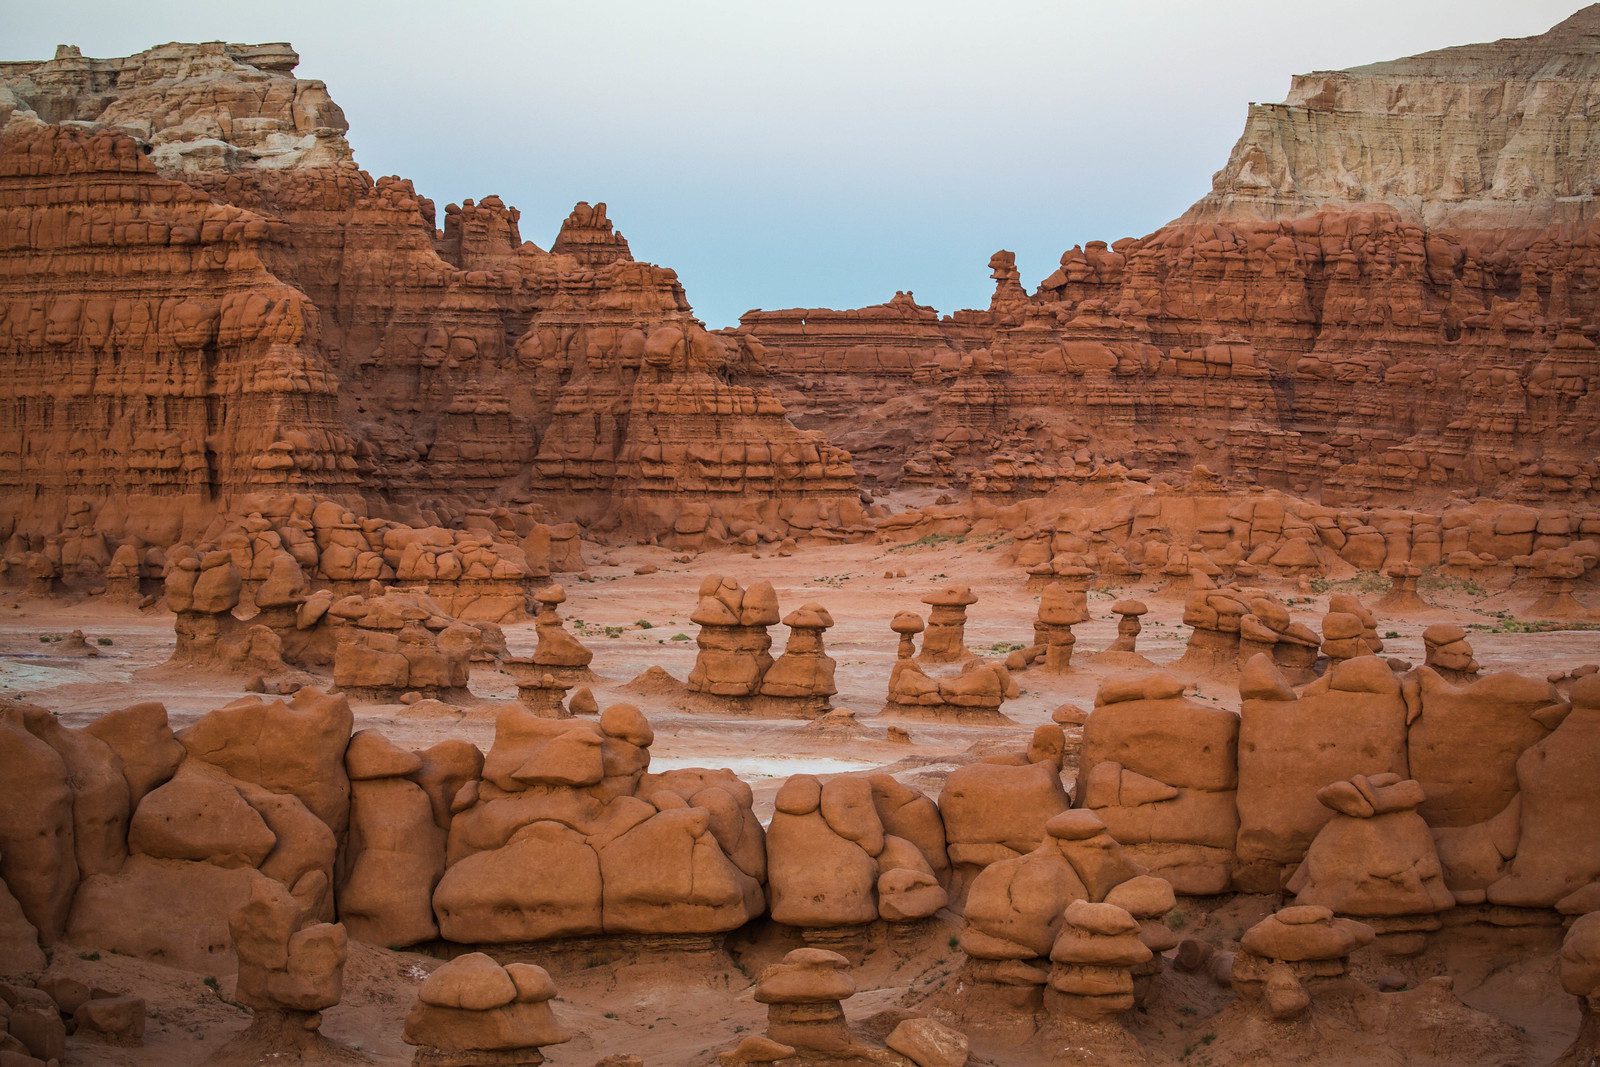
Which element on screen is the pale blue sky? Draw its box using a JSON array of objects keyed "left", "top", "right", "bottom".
[{"left": 4, "top": 1, "right": 1585, "bottom": 326}]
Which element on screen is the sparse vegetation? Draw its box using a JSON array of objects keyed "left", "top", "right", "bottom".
[
  {"left": 1168, "top": 907, "right": 1188, "bottom": 931},
  {"left": 671, "top": 633, "right": 690, "bottom": 642},
  {"left": 1384, "top": 630, "right": 1400, "bottom": 639},
  {"left": 889, "top": 533, "right": 967, "bottom": 552},
  {"left": 603, "top": 625, "right": 625, "bottom": 639},
  {"left": 1310, "top": 572, "right": 1388, "bottom": 595},
  {"left": 635, "top": 619, "right": 653, "bottom": 629},
  {"left": 1468, "top": 613, "right": 1600, "bottom": 635},
  {"left": 1418, "top": 571, "right": 1486, "bottom": 597},
  {"left": 78, "top": 951, "right": 101, "bottom": 961},
  {"left": 987, "top": 642, "right": 1025, "bottom": 654},
  {"left": 97, "top": 636, "right": 113, "bottom": 646}
]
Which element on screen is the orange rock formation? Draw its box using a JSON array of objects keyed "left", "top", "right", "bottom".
[{"left": 0, "top": 42, "right": 866, "bottom": 559}]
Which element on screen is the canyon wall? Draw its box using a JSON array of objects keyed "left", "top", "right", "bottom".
[
  {"left": 740, "top": 8, "right": 1600, "bottom": 507},
  {"left": 0, "top": 42, "right": 865, "bottom": 549},
  {"left": 4, "top": 12, "right": 1600, "bottom": 555},
  {"left": 1184, "top": 6, "right": 1600, "bottom": 227}
]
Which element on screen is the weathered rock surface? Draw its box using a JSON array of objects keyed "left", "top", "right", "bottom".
[
  {"left": 1076, "top": 673, "right": 1239, "bottom": 894},
  {"left": 734, "top": 9, "right": 1600, "bottom": 508},
  {"left": 433, "top": 701, "right": 765, "bottom": 942},
  {"left": 1185, "top": 8, "right": 1600, "bottom": 226},
  {"left": 0, "top": 41, "right": 866, "bottom": 563},
  {"left": 403, "top": 952, "right": 569, "bottom": 1062}
]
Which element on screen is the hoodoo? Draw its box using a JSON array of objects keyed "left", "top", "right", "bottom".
[{"left": 1, "top": 8, "right": 1598, "bottom": 1066}]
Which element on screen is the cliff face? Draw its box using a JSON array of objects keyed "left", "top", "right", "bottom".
[
  {"left": 734, "top": 292, "right": 986, "bottom": 484},
  {"left": 0, "top": 42, "right": 352, "bottom": 174},
  {"left": 0, "top": 123, "right": 362, "bottom": 543},
  {"left": 3, "top": 12, "right": 1598, "bottom": 553},
  {"left": 741, "top": 8, "right": 1600, "bottom": 506},
  {"left": 1183, "top": 6, "right": 1600, "bottom": 226},
  {"left": 0, "top": 42, "right": 865, "bottom": 547}
]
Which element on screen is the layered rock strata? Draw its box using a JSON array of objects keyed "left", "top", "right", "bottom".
[
  {"left": 0, "top": 41, "right": 865, "bottom": 554},
  {"left": 735, "top": 10, "right": 1600, "bottom": 505}
]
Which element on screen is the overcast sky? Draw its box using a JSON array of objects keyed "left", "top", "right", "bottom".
[{"left": 6, "top": 1, "right": 1585, "bottom": 326}]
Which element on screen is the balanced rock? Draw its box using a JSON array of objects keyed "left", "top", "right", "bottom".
[
  {"left": 1232, "top": 905, "right": 1374, "bottom": 1020},
  {"left": 404, "top": 953, "right": 570, "bottom": 1064}
]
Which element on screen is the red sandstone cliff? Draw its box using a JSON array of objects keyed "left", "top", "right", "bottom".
[
  {"left": 0, "top": 42, "right": 865, "bottom": 549},
  {"left": 740, "top": 8, "right": 1600, "bottom": 506}
]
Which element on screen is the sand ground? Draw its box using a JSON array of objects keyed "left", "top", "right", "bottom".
[{"left": 3, "top": 535, "right": 1597, "bottom": 1064}]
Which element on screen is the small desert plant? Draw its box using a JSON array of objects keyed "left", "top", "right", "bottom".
[
  {"left": 1310, "top": 572, "right": 1387, "bottom": 595},
  {"left": 1419, "top": 571, "right": 1486, "bottom": 597},
  {"left": 1469, "top": 613, "right": 1600, "bottom": 635},
  {"left": 889, "top": 533, "right": 965, "bottom": 551}
]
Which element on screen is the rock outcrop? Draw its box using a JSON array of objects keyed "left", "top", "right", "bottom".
[
  {"left": 1558, "top": 912, "right": 1600, "bottom": 1067},
  {"left": 883, "top": 587, "right": 1016, "bottom": 723},
  {"left": 732, "top": 9, "right": 1600, "bottom": 509},
  {"left": 1231, "top": 906, "right": 1374, "bottom": 1021},
  {"left": 1286, "top": 774, "right": 1454, "bottom": 954},
  {"left": 230, "top": 874, "right": 347, "bottom": 1029},
  {"left": 1184, "top": 8, "right": 1600, "bottom": 227},
  {"left": 724, "top": 948, "right": 904, "bottom": 1064},
  {"left": 0, "top": 41, "right": 866, "bottom": 561},
  {"left": 403, "top": 953, "right": 570, "bottom": 1066},
  {"left": 957, "top": 809, "right": 1172, "bottom": 1015},
  {"left": 434, "top": 702, "right": 766, "bottom": 942},
  {"left": 687, "top": 576, "right": 780, "bottom": 700},
  {"left": 1046, "top": 899, "right": 1153, "bottom": 1020},
  {"left": 766, "top": 773, "right": 949, "bottom": 933},
  {"left": 938, "top": 726, "right": 1073, "bottom": 894},
  {"left": 66, "top": 688, "right": 350, "bottom": 970},
  {"left": 1075, "top": 673, "right": 1239, "bottom": 894},
  {"left": 1234, "top": 654, "right": 1408, "bottom": 891},
  {"left": 0, "top": 681, "right": 788, "bottom": 972}
]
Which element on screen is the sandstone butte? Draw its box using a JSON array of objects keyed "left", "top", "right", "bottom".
[
  {"left": 739, "top": 6, "right": 1600, "bottom": 507},
  {"left": 1, "top": 9, "right": 1600, "bottom": 1067},
  {"left": 0, "top": 41, "right": 864, "bottom": 558}
]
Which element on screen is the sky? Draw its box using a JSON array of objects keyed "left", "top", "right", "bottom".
[{"left": 4, "top": 0, "right": 1586, "bottom": 327}]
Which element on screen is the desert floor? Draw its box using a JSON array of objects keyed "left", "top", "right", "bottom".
[{"left": 3, "top": 534, "right": 1597, "bottom": 1065}]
